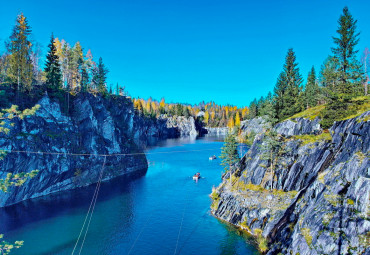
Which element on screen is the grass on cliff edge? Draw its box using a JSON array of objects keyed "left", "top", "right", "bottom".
[
  {"left": 293, "top": 131, "right": 332, "bottom": 145},
  {"left": 289, "top": 95, "right": 370, "bottom": 121}
]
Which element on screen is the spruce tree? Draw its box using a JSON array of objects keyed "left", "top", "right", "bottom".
[
  {"left": 304, "top": 66, "right": 319, "bottom": 108},
  {"left": 273, "top": 49, "right": 303, "bottom": 120},
  {"left": 273, "top": 72, "right": 286, "bottom": 120},
  {"left": 282, "top": 49, "right": 303, "bottom": 118},
  {"left": 220, "top": 132, "right": 239, "bottom": 185},
  {"left": 44, "top": 33, "right": 62, "bottom": 91},
  {"left": 7, "top": 13, "right": 34, "bottom": 92},
  {"left": 261, "top": 130, "right": 284, "bottom": 190},
  {"left": 320, "top": 56, "right": 340, "bottom": 93},
  {"left": 259, "top": 92, "right": 277, "bottom": 123},
  {"left": 332, "top": 7, "right": 362, "bottom": 94},
  {"left": 248, "top": 98, "right": 258, "bottom": 118},
  {"left": 80, "top": 66, "right": 89, "bottom": 92},
  {"left": 92, "top": 57, "right": 108, "bottom": 94}
]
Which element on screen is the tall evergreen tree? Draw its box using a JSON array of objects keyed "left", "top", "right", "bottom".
[
  {"left": 274, "top": 49, "right": 303, "bottom": 120},
  {"left": 44, "top": 33, "right": 62, "bottom": 91},
  {"left": 92, "top": 57, "right": 108, "bottom": 94},
  {"left": 304, "top": 66, "right": 319, "bottom": 108},
  {"left": 331, "top": 6, "right": 362, "bottom": 94},
  {"left": 80, "top": 66, "right": 89, "bottom": 92},
  {"left": 6, "top": 13, "right": 34, "bottom": 92},
  {"left": 273, "top": 72, "right": 286, "bottom": 120},
  {"left": 259, "top": 92, "right": 277, "bottom": 123},
  {"left": 248, "top": 98, "right": 258, "bottom": 118},
  {"left": 220, "top": 132, "right": 239, "bottom": 185}
]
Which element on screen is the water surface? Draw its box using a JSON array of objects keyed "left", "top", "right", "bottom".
[{"left": 0, "top": 136, "right": 258, "bottom": 255}]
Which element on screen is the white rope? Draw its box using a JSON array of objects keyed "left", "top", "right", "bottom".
[
  {"left": 173, "top": 187, "right": 191, "bottom": 255},
  {"left": 78, "top": 155, "right": 106, "bottom": 255},
  {"left": 71, "top": 156, "right": 106, "bottom": 255},
  {"left": 0, "top": 148, "right": 219, "bottom": 157},
  {"left": 177, "top": 208, "right": 209, "bottom": 254},
  {"left": 127, "top": 210, "right": 155, "bottom": 255}
]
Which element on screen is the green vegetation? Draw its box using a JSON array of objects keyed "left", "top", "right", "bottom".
[
  {"left": 322, "top": 212, "right": 335, "bottom": 227},
  {"left": 246, "top": 7, "right": 367, "bottom": 129},
  {"left": 289, "top": 95, "right": 369, "bottom": 125},
  {"left": 254, "top": 228, "right": 268, "bottom": 252},
  {"left": 289, "top": 104, "right": 325, "bottom": 120},
  {"left": 260, "top": 130, "right": 285, "bottom": 189},
  {"left": 0, "top": 104, "right": 40, "bottom": 254},
  {"left": 324, "top": 193, "right": 341, "bottom": 207},
  {"left": 347, "top": 199, "right": 355, "bottom": 205},
  {"left": 220, "top": 132, "right": 239, "bottom": 184},
  {"left": 0, "top": 171, "right": 39, "bottom": 192},
  {"left": 318, "top": 171, "right": 328, "bottom": 184},
  {"left": 0, "top": 234, "right": 24, "bottom": 255},
  {"left": 293, "top": 132, "right": 332, "bottom": 145},
  {"left": 301, "top": 228, "right": 313, "bottom": 246}
]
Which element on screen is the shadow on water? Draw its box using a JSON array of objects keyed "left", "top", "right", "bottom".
[
  {"left": 0, "top": 168, "right": 147, "bottom": 233},
  {"left": 217, "top": 218, "right": 260, "bottom": 255}
]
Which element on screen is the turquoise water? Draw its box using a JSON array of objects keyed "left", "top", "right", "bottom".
[{"left": 0, "top": 136, "right": 258, "bottom": 255}]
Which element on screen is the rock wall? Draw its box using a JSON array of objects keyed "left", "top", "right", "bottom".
[
  {"left": 0, "top": 93, "right": 198, "bottom": 207},
  {"left": 211, "top": 113, "right": 370, "bottom": 254}
]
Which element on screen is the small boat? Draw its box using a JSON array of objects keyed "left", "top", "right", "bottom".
[
  {"left": 209, "top": 155, "right": 217, "bottom": 160},
  {"left": 193, "top": 172, "right": 201, "bottom": 180}
]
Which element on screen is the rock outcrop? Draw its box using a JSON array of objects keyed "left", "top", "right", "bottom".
[
  {"left": 0, "top": 93, "right": 199, "bottom": 207},
  {"left": 211, "top": 113, "right": 370, "bottom": 254}
]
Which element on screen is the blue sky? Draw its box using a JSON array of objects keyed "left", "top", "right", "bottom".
[{"left": 1, "top": 0, "right": 369, "bottom": 106}]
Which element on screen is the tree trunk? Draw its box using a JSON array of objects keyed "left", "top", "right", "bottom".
[{"left": 270, "top": 151, "right": 273, "bottom": 190}]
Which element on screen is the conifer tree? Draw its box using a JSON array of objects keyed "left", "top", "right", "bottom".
[
  {"left": 304, "top": 66, "right": 319, "bottom": 108},
  {"left": 248, "top": 98, "right": 258, "bottom": 118},
  {"left": 80, "top": 66, "right": 89, "bottom": 92},
  {"left": 44, "top": 34, "right": 62, "bottom": 91},
  {"left": 332, "top": 6, "right": 362, "bottom": 94},
  {"left": 261, "top": 129, "right": 284, "bottom": 190},
  {"left": 259, "top": 92, "right": 277, "bottom": 123},
  {"left": 281, "top": 49, "right": 303, "bottom": 118},
  {"left": 7, "top": 13, "right": 34, "bottom": 92},
  {"left": 220, "top": 132, "right": 239, "bottom": 185},
  {"left": 92, "top": 57, "right": 108, "bottom": 94},
  {"left": 273, "top": 49, "right": 303, "bottom": 120}
]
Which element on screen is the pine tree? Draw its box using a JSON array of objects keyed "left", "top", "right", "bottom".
[
  {"left": 44, "top": 33, "right": 62, "bottom": 91},
  {"left": 320, "top": 56, "right": 340, "bottom": 93},
  {"left": 304, "top": 66, "right": 319, "bottom": 108},
  {"left": 259, "top": 92, "right": 277, "bottom": 123},
  {"left": 80, "top": 66, "right": 89, "bottom": 92},
  {"left": 248, "top": 98, "right": 258, "bottom": 118},
  {"left": 281, "top": 49, "right": 303, "bottom": 119},
  {"left": 320, "top": 7, "right": 363, "bottom": 128},
  {"left": 220, "top": 132, "right": 239, "bottom": 185},
  {"left": 6, "top": 13, "right": 34, "bottom": 92},
  {"left": 261, "top": 130, "right": 284, "bottom": 190},
  {"left": 273, "top": 72, "right": 286, "bottom": 120},
  {"left": 92, "top": 57, "right": 108, "bottom": 94},
  {"left": 332, "top": 6, "right": 363, "bottom": 94}
]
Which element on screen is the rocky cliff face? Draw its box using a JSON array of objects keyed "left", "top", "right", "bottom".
[
  {"left": 211, "top": 113, "right": 369, "bottom": 254},
  {"left": 0, "top": 93, "right": 198, "bottom": 207}
]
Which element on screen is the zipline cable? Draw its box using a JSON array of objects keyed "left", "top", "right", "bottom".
[
  {"left": 177, "top": 207, "right": 210, "bottom": 255},
  {"left": 0, "top": 148, "right": 219, "bottom": 157},
  {"left": 71, "top": 156, "right": 106, "bottom": 255},
  {"left": 127, "top": 210, "right": 155, "bottom": 255},
  {"left": 78, "top": 155, "right": 106, "bottom": 255},
  {"left": 173, "top": 183, "right": 192, "bottom": 255}
]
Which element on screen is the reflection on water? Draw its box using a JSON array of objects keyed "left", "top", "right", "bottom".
[{"left": 1, "top": 136, "right": 258, "bottom": 255}]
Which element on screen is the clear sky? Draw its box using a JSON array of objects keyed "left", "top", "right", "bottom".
[{"left": 1, "top": 0, "right": 369, "bottom": 106}]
